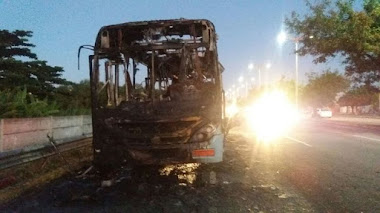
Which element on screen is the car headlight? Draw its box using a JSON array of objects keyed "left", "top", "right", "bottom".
[{"left": 190, "top": 124, "right": 216, "bottom": 142}]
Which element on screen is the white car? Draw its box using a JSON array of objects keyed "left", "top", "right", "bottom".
[{"left": 316, "top": 108, "right": 332, "bottom": 118}]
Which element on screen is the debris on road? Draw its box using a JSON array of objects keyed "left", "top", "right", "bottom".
[
  {"left": 76, "top": 166, "right": 93, "bottom": 179},
  {"left": 101, "top": 179, "right": 114, "bottom": 188}
]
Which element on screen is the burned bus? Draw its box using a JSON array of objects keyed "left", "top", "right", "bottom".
[{"left": 86, "top": 19, "right": 225, "bottom": 170}]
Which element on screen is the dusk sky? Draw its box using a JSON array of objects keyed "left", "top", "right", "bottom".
[{"left": 1, "top": 0, "right": 344, "bottom": 89}]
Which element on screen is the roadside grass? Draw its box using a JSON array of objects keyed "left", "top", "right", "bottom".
[{"left": 0, "top": 144, "right": 93, "bottom": 204}]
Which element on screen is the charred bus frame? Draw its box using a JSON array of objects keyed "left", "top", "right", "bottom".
[{"left": 85, "top": 19, "right": 225, "bottom": 171}]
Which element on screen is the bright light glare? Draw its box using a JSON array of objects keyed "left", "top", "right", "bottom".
[
  {"left": 248, "top": 63, "right": 254, "bottom": 70},
  {"left": 238, "top": 76, "right": 244, "bottom": 82},
  {"left": 226, "top": 101, "right": 239, "bottom": 118},
  {"left": 265, "top": 62, "right": 272, "bottom": 69},
  {"left": 244, "top": 91, "right": 298, "bottom": 142},
  {"left": 277, "top": 31, "right": 287, "bottom": 45}
]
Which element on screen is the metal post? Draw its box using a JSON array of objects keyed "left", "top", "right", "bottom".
[
  {"left": 115, "top": 64, "right": 119, "bottom": 105},
  {"left": 105, "top": 61, "right": 111, "bottom": 106},
  {"left": 295, "top": 41, "right": 299, "bottom": 112},
  {"left": 109, "top": 62, "right": 114, "bottom": 105},
  {"left": 151, "top": 51, "right": 155, "bottom": 102},
  {"left": 123, "top": 62, "right": 129, "bottom": 101}
]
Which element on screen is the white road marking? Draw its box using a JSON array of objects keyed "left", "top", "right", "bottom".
[
  {"left": 285, "top": 136, "right": 313, "bottom": 147},
  {"left": 352, "top": 135, "right": 380, "bottom": 143}
]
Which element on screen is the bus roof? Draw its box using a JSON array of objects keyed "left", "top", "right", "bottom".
[{"left": 94, "top": 18, "right": 216, "bottom": 50}]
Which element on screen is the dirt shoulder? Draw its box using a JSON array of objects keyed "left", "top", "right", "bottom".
[
  {"left": 2, "top": 132, "right": 316, "bottom": 212},
  {"left": 0, "top": 143, "right": 93, "bottom": 205}
]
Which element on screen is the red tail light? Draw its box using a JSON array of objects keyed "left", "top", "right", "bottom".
[{"left": 192, "top": 149, "right": 215, "bottom": 157}]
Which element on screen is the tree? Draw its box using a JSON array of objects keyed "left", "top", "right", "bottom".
[
  {"left": 302, "top": 70, "right": 349, "bottom": 107},
  {"left": 285, "top": 0, "right": 380, "bottom": 86},
  {"left": 338, "top": 86, "right": 379, "bottom": 112},
  {"left": 0, "top": 30, "right": 68, "bottom": 99},
  {"left": 54, "top": 80, "right": 91, "bottom": 112}
]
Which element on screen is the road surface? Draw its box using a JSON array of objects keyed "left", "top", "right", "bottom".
[
  {"left": 265, "top": 119, "right": 380, "bottom": 212},
  {"left": 2, "top": 118, "right": 380, "bottom": 212}
]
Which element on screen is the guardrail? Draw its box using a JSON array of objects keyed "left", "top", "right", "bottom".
[
  {"left": 0, "top": 138, "right": 92, "bottom": 170},
  {"left": 0, "top": 115, "right": 93, "bottom": 170}
]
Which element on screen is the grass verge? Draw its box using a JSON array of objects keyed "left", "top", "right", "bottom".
[{"left": 0, "top": 141, "right": 93, "bottom": 204}]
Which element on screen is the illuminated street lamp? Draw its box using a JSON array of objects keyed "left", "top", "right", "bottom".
[
  {"left": 248, "top": 63, "right": 260, "bottom": 88},
  {"left": 277, "top": 31, "right": 287, "bottom": 45},
  {"left": 248, "top": 63, "right": 254, "bottom": 70}
]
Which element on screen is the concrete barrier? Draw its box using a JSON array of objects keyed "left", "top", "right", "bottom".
[{"left": 0, "top": 115, "right": 92, "bottom": 152}]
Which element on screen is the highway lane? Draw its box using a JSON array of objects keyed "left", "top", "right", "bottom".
[{"left": 267, "top": 119, "right": 380, "bottom": 212}]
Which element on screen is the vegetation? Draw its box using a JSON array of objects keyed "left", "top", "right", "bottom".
[
  {"left": 302, "top": 70, "right": 349, "bottom": 107},
  {"left": 0, "top": 30, "right": 91, "bottom": 118},
  {"left": 0, "top": 30, "right": 68, "bottom": 99},
  {"left": 338, "top": 86, "right": 379, "bottom": 110},
  {"left": 54, "top": 80, "right": 91, "bottom": 115},
  {"left": 285, "top": 0, "right": 380, "bottom": 112},
  {"left": 285, "top": 0, "right": 380, "bottom": 87},
  {"left": 0, "top": 88, "right": 59, "bottom": 118}
]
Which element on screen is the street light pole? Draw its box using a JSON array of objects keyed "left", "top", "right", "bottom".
[{"left": 277, "top": 32, "right": 310, "bottom": 112}]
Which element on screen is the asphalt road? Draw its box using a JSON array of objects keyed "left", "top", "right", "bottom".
[
  {"left": 271, "top": 119, "right": 380, "bottom": 212},
  {"left": 2, "top": 118, "right": 380, "bottom": 212}
]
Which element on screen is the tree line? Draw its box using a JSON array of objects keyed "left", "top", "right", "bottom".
[
  {"left": 243, "top": 1, "right": 379, "bottom": 113},
  {"left": 0, "top": 30, "right": 91, "bottom": 118},
  {"left": 285, "top": 0, "right": 380, "bottom": 112}
]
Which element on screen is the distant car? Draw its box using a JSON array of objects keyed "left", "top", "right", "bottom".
[{"left": 316, "top": 108, "right": 332, "bottom": 118}]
